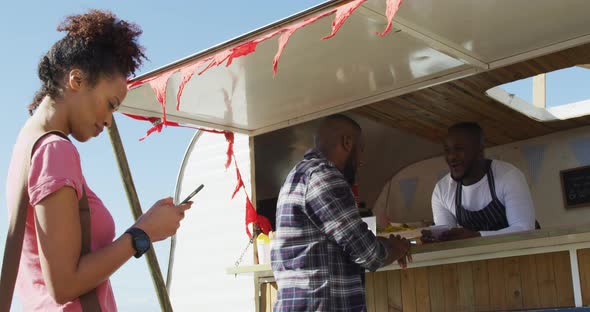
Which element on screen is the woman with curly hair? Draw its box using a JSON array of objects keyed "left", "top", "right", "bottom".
[{"left": 4, "top": 10, "right": 189, "bottom": 311}]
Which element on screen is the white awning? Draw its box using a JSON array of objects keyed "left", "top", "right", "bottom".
[{"left": 121, "top": 0, "right": 590, "bottom": 135}]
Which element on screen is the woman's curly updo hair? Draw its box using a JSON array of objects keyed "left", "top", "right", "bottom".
[{"left": 29, "top": 9, "right": 146, "bottom": 115}]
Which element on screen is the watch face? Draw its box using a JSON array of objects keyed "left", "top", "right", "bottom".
[{"left": 136, "top": 237, "right": 150, "bottom": 251}]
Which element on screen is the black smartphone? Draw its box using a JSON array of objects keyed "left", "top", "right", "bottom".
[{"left": 179, "top": 184, "right": 204, "bottom": 205}]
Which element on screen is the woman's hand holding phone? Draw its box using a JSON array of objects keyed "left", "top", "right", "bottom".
[{"left": 134, "top": 184, "right": 204, "bottom": 242}]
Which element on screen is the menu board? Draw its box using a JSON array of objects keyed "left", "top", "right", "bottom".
[{"left": 561, "top": 166, "right": 590, "bottom": 209}]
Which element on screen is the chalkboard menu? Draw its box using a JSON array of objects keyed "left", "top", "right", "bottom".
[{"left": 561, "top": 166, "right": 590, "bottom": 209}]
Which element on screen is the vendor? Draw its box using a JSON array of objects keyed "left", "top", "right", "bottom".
[{"left": 425, "top": 122, "right": 536, "bottom": 241}]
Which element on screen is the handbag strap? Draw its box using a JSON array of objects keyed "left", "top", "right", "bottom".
[
  {"left": 0, "top": 131, "right": 101, "bottom": 312},
  {"left": 77, "top": 187, "right": 102, "bottom": 312}
]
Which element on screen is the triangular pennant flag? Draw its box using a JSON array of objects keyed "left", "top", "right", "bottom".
[
  {"left": 569, "top": 137, "right": 590, "bottom": 166},
  {"left": 399, "top": 177, "right": 418, "bottom": 210},
  {"left": 376, "top": 0, "right": 404, "bottom": 37},
  {"left": 322, "top": 0, "right": 367, "bottom": 40},
  {"left": 522, "top": 144, "right": 546, "bottom": 184}
]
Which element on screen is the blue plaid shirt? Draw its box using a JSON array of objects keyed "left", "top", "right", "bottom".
[{"left": 271, "top": 150, "right": 388, "bottom": 312}]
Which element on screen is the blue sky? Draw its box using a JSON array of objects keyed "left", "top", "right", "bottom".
[
  {"left": 0, "top": 1, "right": 323, "bottom": 311},
  {"left": 502, "top": 66, "right": 590, "bottom": 106}
]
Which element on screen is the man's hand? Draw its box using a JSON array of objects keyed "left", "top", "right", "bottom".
[
  {"left": 379, "top": 235, "right": 412, "bottom": 269},
  {"left": 420, "top": 229, "right": 438, "bottom": 244},
  {"left": 439, "top": 228, "right": 481, "bottom": 241}
]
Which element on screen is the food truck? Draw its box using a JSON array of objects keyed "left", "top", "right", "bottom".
[{"left": 118, "top": 0, "right": 590, "bottom": 310}]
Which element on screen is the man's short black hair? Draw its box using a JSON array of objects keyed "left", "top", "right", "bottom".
[{"left": 448, "top": 122, "right": 485, "bottom": 145}]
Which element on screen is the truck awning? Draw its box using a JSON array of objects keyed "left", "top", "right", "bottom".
[{"left": 121, "top": 0, "right": 590, "bottom": 137}]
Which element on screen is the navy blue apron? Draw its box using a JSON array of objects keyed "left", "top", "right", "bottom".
[{"left": 455, "top": 160, "right": 509, "bottom": 231}]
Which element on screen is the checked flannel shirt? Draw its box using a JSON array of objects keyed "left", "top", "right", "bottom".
[{"left": 271, "top": 150, "right": 388, "bottom": 312}]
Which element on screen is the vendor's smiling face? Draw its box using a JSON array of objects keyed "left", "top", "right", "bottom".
[{"left": 444, "top": 129, "right": 483, "bottom": 181}]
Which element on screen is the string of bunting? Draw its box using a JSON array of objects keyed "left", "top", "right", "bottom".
[
  {"left": 124, "top": 0, "right": 403, "bottom": 238},
  {"left": 123, "top": 113, "right": 271, "bottom": 238}
]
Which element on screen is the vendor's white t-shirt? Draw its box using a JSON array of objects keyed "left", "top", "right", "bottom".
[{"left": 431, "top": 160, "right": 535, "bottom": 236}]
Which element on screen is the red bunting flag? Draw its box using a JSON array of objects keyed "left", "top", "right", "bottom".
[
  {"left": 226, "top": 41, "right": 258, "bottom": 67},
  {"left": 323, "top": 0, "right": 367, "bottom": 40},
  {"left": 147, "top": 71, "right": 175, "bottom": 124},
  {"left": 176, "top": 58, "right": 211, "bottom": 110},
  {"left": 126, "top": 114, "right": 272, "bottom": 237},
  {"left": 272, "top": 11, "right": 333, "bottom": 75},
  {"left": 198, "top": 50, "right": 233, "bottom": 75},
  {"left": 232, "top": 166, "right": 245, "bottom": 200},
  {"left": 245, "top": 196, "right": 273, "bottom": 238},
  {"left": 223, "top": 131, "right": 235, "bottom": 169},
  {"left": 376, "top": 0, "right": 403, "bottom": 37}
]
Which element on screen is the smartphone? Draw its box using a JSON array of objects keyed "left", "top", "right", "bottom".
[{"left": 179, "top": 184, "right": 204, "bottom": 205}]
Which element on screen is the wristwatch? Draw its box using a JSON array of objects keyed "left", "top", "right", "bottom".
[{"left": 125, "top": 227, "right": 151, "bottom": 258}]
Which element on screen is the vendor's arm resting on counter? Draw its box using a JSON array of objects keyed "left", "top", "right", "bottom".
[{"left": 423, "top": 122, "right": 535, "bottom": 242}]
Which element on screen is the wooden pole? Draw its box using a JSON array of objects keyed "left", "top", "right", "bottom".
[{"left": 107, "top": 117, "right": 173, "bottom": 312}]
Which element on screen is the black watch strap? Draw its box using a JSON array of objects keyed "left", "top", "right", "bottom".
[{"left": 125, "top": 227, "right": 151, "bottom": 258}]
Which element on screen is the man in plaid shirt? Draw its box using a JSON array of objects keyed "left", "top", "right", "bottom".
[{"left": 271, "top": 115, "right": 411, "bottom": 311}]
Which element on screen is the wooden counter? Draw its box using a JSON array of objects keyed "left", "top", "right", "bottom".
[{"left": 228, "top": 225, "right": 590, "bottom": 311}]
